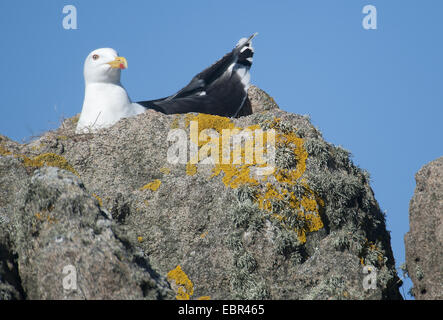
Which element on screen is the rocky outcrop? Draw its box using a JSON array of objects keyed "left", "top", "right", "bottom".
[
  {"left": 0, "top": 86, "right": 402, "bottom": 299},
  {"left": 405, "top": 157, "right": 443, "bottom": 300},
  {"left": 0, "top": 158, "right": 173, "bottom": 300}
]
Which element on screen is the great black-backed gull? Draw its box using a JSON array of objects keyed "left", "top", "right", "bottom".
[{"left": 75, "top": 33, "right": 257, "bottom": 133}]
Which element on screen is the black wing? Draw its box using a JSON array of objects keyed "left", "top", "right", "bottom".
[{"left": 137, "top": 34, "right": 256, "bottom": 118}]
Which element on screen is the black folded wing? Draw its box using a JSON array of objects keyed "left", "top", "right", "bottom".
[{"left": 137, "top": 34, "right": 256, "bottom": 118}]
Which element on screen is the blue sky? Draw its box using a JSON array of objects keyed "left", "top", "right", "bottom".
[{"left": 1, "top": 0, "right": 442, "bottom": 299}]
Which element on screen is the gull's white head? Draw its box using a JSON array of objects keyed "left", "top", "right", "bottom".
[
  {"left": 84, "top": 48, "right": 128, "bottom": 85},
  {"left": 76, "top": 48, "right": 145, "bottom": 134}
]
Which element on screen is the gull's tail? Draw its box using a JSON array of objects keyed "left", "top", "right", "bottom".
[{"left": 136, "top": 33, "right": 259, "bottom": 118}]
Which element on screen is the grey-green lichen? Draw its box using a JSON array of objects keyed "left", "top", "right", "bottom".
[
  {"left": 305, "top": 275, "right": 348, "bottom": 300},
  {"left": 227, "top": 234, "right": 269, "bottom": 300},
  {"left": 225, "top": 114, "right": 401, "bottom": 299},
  {"left": 226, "top": 188, "right": 270, "bottom": 299}
]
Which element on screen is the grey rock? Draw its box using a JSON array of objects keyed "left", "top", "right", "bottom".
[
  {"left": 0, "top": 159, "right": 173, "bottom": 299},
  {"left": 0, "top": 156, "right": 28, "bottom": 300},
  {"left": 0, "top": 85, "right": 402, "bottom": 299},
  {"left": 237, "top": 85, "right": 280, "bottom": 116},
  {"left": 405, "top": 156, "right": 443, "bottom": 300}
]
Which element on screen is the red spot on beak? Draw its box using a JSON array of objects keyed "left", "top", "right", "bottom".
[{"left": 120, "top": 63, "right": 125, "bottom": 69}]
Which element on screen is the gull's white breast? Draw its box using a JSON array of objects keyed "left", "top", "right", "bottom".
[{"left": 75, "top": 82, "right": 145, "bottom": 133}]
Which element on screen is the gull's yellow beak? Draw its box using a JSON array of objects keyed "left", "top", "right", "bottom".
[{"left": 107, "top": 56, "right": 128, "bottom": 69}]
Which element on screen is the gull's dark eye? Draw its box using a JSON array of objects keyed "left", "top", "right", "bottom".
[{"left": 92, "top": 54, "right": 99, "bottom": 60}]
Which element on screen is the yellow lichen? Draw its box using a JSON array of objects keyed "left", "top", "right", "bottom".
[
  {"left": 362, "top": 240, "right": 385, "bottom": 265},
  {"left": 71, "top": 114, "right": 80, "bottom": 124},
  {"left": 171, "top": 116, "right": 180, "bottom": 129},
  {"left": 92, "top": 193, "right": 103, "bottom": 207},
  {"left": 140, "top": 179, "right": 162, "bottom": 191},
  {"left": 159, "top": 167, "right": 171, "bottom": 175},
  {"left": 200, "top": 231, "right": 208, "bottom": 239},
  {"left": 23, "top": 153, "right": 79, "bottom": 176},
  {"left": 34, "top": 212, "right": 43, "bottom": 220},
  {"left": 167, "top": 265, "right": 194, "bottom": 300},
  {"left": 185, "top": 113, "right": 236, "bottom": 132},
  {"left": 1, "top": 149, "right": 78, "bottom": 176},
  {"left": 2, "top": 146, "right": 78, "bottom": 177},
  {"left": 184, "top": 115, "right": 324, "bottom": 243},
  {"left": 0, "top": 145, "right": 12, "bottom": 156},
  {"left": 34, "top": 205, "right": 57, "bottom": 224},
  {"left": 185, "top": 114, "right": 264, "bottom": 186},
  {"left": 167, "top": 265, "right": 211, "bottom": 300},
  {"left": 137, "top": 236, "right": 143, "bottom": 243},
  {"left": 186, "top": 162, "right": 197, "bottom": 176}
]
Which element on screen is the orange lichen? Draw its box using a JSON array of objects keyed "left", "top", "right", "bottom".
[
  {"left": 257, "top": 181, "right": 324, "bottom": 243},
  {"left": 368, "top": 241, "right": 385, "bottom": 265},
  {"left": 359, "top": 240, "right": 385, "bottom": 266},
  {"left": 200, "top": 231, "right": 208, "bottom": 239},
  {"left": 34, "top": 205, "right": 57, "bottom": 224},
  {"left": 140, "top": 179, "right": 162, "bottom": 191},
  {"left": 186, "top": 162, "right": 197, "bottom": 176},
  {"left": 1, "top": 148, "right": 79, "bottom": 176},
  {"left": 167, "top": 265, "right": 211, "bottom": 300},
  {"left": 171, "top": 116, "right": 180, "bottom": 129},
  {"left": 185, "top": 113, "right": 236, "bottom": 133},
  {"left": 159, "top": 167, "right": 171, "bottom": 175},
  {"left": 185, "top": 114, "right": 267, "bottom": 186},
  {"left": 24, "top": 153, "right": 79, "bottom": 176},
  {"left": 184, "top": 115, "right": 324, "bottom": 244},
  {"left": 0, "top": 145, "right": 12, "bottom": 156},
  {"left": 34, "top": 212, "right": 43, "bottom": 220},
  {"left": 167, "top": 265, "right": 194, "bottom": 300},
  {"left": 92, "top": 193, "right": 103, "bottom": 207}
]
